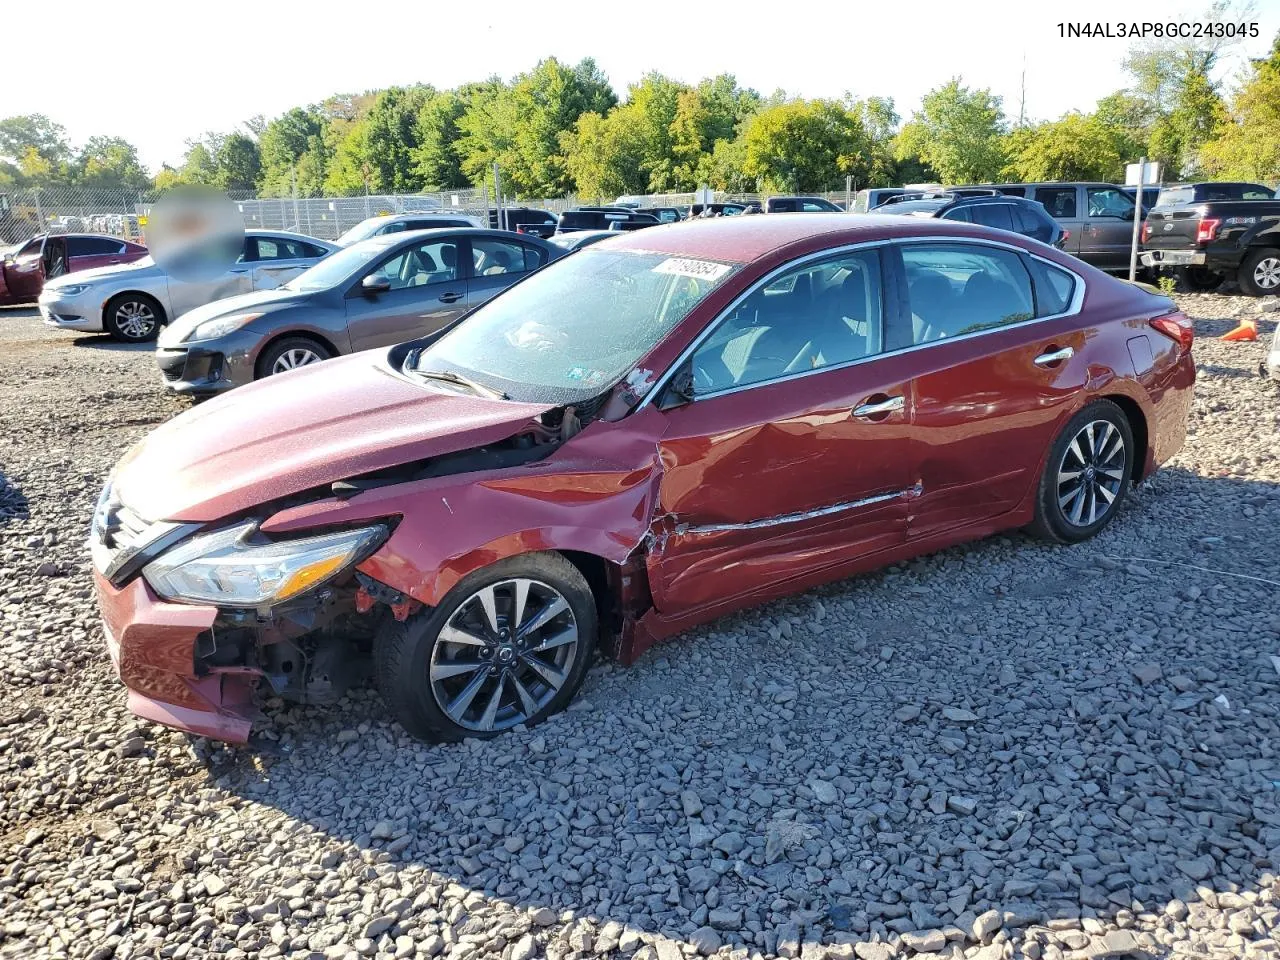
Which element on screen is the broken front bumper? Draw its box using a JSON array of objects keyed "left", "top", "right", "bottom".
[{"left": 95, "top": 570, "right": 256, "bottom": 743}]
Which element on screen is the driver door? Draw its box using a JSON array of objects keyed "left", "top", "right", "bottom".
[
  {"left": 646, "top": 248, "right": 916, "bottom": 615},
  {"left": 5, "top": 235, "right": 47, "bottom": 301},
  {"left": 346, "top": 235, "right": 469, "bottom": 351}
]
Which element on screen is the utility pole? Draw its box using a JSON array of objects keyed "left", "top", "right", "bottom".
[
  {"left": 1129, "top": 156, "right": 1146, "bottom": 283},
  {"left": 1017, "top": 54, "right": 1027, "bottom": 128}
]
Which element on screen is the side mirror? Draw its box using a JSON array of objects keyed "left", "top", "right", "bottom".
[
  {"left": 362, "top": 274, "right": 391, "bottom": 296},
  {"left": 658, "top": 363, "right": 695, "bottom": 411}
]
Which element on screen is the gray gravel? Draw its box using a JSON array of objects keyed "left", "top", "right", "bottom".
[{"left": 2, "top": 295, "right": 1280, "bottom": 960}]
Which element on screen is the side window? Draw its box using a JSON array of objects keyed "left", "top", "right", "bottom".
[
  {"left": 379, "top": 221, "right": 407, "bottom": 235},
  {"left": 1086, "top": 187, "right": 1134, "bottom": 219},
  {"left": 801, "top": 200, "right": 829, "bottom": 212},
  {"left": 1242, "top": 187, "right": 1272, "bottom": 200},
  {"left": 691, "top": 250, "right": 884, "bottom": 395},
  {"left": 370, "top": 239, "right": 460, "bottom": 291},
  {"left": 902, "top": 244, "right": 1034, "bottom": 344},
  {"left": 18, "top": 236, "right": 45, "bottom": 257},
  {"left": 1013, "top": 205, "right": 1052, "bottom": 243},
  {"left": 1035, "top": 188, "right": 1077, "bottom": 219},
  {"left": 301, "top": 242, "right": 329, "bottom": 259},
  {"left": 941, "top": 207, "right": 973, "bottom": 223},
  {"left": 968, "top": 204, "right": 1015, "bottom": 231},
  {"left": 772, "top": 199, "right": 797, "bottom": 212},
  {"left": 255, "top": 238, "right": 306, "bottom": 260},
  {"left": 67, "top": 236, "right": 124, "bottom": 256},
  {"left": 1027, "top": 259, "right": 1077, "bottom": 317},
  {"left": 997, "top": 187, "right": 1027, "bottom": 197},
  {"left": 472, "top": 238, "right": 533, "bottom": 276},
  {"left": 521, "top": 243, "right": 548, "bottom": 270}
]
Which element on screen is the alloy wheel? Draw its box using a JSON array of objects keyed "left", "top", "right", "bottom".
[
  {"left": 115, "top": 301, "right": 156, "bottom": 339},
  {"left": 1254, "top": 256, "right": 1280, "bottom": 290},
  {"left": 271, "top": 348, "right": 323, "bottom": 373},
  {"left": 429, "top": 578, "right": 579, "bottom": 732},
  {"left": 1057, "top": 420, "right": 1127, "bottom": 528}
]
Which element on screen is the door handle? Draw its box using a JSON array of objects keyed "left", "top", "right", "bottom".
[
  {"left": 229, "top": 267, "right": 249, "bottom": 274},
  {"left": 438, "top": 292, "right": 463, "bottom": 303},
  {"left": 852, "top": 395, "right": 904, "bottom": 419},
  {"left": 1033, "top": 346, "right": 1074, "bottom": 367}
]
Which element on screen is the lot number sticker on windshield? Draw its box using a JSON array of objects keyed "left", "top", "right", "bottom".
[{"left": 652, "top": 257, "right": 731, "bottom": 282}]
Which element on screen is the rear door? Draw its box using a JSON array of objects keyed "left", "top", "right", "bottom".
[
  {"left": 465, "top": 236, "right": 548, "bottom": 309},
  {"left": 66, "top": 236, "right": 128, "bottom": 273},
  {"left": 345, "top": 235, "right": 468, "bottom": 351},
  {"left": 1082, "top": 186, "right": 1138, "bottom": 271},
  {"left": 246, "top": 235, "right": 327, "bottom": 290},
  {"left": 1032, "top": 186, "right": 1083, "bottom": 256},
  {"left": 647, "top": 247, "right": 915, "bottom": 614},
  {"left": 894, "top": 241, "right": 1088, "bottom": 540}
]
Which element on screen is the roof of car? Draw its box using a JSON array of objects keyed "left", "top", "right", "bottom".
[{"left": 604, "top": 213, "right": 1035, "bottom": 263}]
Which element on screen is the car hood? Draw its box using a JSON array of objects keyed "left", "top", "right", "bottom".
[
  {"left": 113, "top": 352, "right": 557, "bottom": 522},
  {"left": 161, "top": 288, "right": 308, "bottom": 344}
]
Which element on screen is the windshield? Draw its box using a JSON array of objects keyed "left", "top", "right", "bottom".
[
  {"left": 285, "top": 240, "right": 386, "bottom": 291},
  {"left": 335, "top": 217, "right": 390, "bottom": 247},
  {"left": 1156, "top": 187, "right": 1194, "bottom": 207},
  {"left": 413, "top": 249, "right": 740, "bottom": 403},
  {"left": 879, "top": 200, "right": 946, "bottom": 216}
]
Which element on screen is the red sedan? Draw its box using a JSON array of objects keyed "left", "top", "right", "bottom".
[
  {"left": 90, "top": 215, "right": 1194, "bottom": 743},
  {"left": 0, "top": 233, "right": 148, "bottom": 306}
]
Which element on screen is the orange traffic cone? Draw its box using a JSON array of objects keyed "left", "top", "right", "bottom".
[{"left": 1221, "top": 318, "right": 1258, "bottom": 341}]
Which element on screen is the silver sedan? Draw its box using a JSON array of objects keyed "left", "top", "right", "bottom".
[{"left": 37, "top": 230, "right": 337, "bottom": 342}]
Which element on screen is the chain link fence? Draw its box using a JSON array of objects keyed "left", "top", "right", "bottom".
[{"left": 0, "top": 183, "right": 869, "bottom": 250}]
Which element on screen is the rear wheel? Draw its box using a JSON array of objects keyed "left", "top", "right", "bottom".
[
  {"left": 1239, "top": 247, "right": 1280, "bottom": 297},
  {"left": 1030, "top": 400, "right": 1134, "bottom": 544},
  {"left": 104, "top": 293, "right": 164, "bottom": 342},
  {"left": 256, "top": 336, "right": 332, "bottom": 379},
  {"left": 375, "top": 553, "right": 597, "bottom": 742},
  {"left": 1180, "top": 266, "right": 1224, "bottom": 293}
]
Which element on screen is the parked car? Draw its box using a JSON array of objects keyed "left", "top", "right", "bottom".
[
  {"left": 39, "top": 231, "right": 335, "bottom": 342},
  {"left": 156, "top": 228, "right": 560, "bottom": 395},
  {"left": 556, "top": 208, "right": 660, "bottom": 233},
  {"left": 336, "top": 213, "right": 484, "bottom": 247},
  {"left": 954, "top": 182, "right": 1147, "bottom": 272},
  {"left": 634, "top": 207, "right": 684, "bottom": 224},
  {"left": 489, "top": 207, "right": 559, "bottom": 238},
  {"left": 0, "top": 233, "right": 148, "bottom": 306},
  {"left": 546, "top": 230, "right": 616, "bottom": 252},
  {"left": 764, "top": 196, "right": 844, "bottom": 213},
  {"left": 875, "top": 194, "right": 1067, "bottom": 248},
  {"left": 93, "top": 214, "right": 1194, "bottom": 744},
  {"left": 852, "top": 188, "right": 916, "bottom": 212},
  {"left": 689, "top": 201, "right": 761, "bottom": 217},
  {"left": 1140, "top": 182, "right": 1280, "bottom": 295}
]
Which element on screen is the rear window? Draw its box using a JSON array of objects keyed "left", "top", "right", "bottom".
[
  {"left": 1156, "top": 187, "right": 1194, "bottom": 207},
  {"left": 968, "top": 204, "right": 1015, "bottom": 231},
  {"left": 559, "top": 212, "right": 603, "bottom": 230}
]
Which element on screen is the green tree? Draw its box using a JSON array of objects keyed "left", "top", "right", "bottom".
[
  {"left": 670, "top": 76, "right": 761, "bottom": 189},
  {"left": 895, "top": 80, "right": 1006, "bottom": 184},
  {"left": 560, "top": 109, "right": 647, "bottom": 200},
  {"left": 413, "top": 90, "right": 469, "bottom": 189},
  {"left": 1001, "top": 113, "right": 1128, "bottom": 182},
  {"left": 215, "top": 133, "right": 261, "bottom": 191},
  {"left": 1200, "top": 31, "right": 1280, "bottom": 179},
  {"left": 74, "top": 136, "right": 151, "bottom": 191},
  {"left": 259, "top": 107, "right": 329, "bottom": 196},
  {"left": 741, "top": 99, "right": 874, "bottom": 192},
  {"left": 0, "top": 114, "right": 71, "bottom": 167}
]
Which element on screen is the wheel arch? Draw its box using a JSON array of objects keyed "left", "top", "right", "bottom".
[
  {"left": 102, "top": 289, "right": 166, "bottom": 327},
  {"left": 253, "top": 329, "right": 341, "bottom": 377},
  {"left": 1098, "top": 392, "right": 1150, "bottom": 484}
]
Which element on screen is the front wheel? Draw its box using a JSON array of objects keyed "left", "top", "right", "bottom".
[
  {"left": 1029, "top": 400, "right": 1134, "bottom": 544},
  {"left": 1239, "top": 248, "right": 1280, "bottom": 297},
  {"left": 256, "top": 336, "right": 332, "bottom": 379},
  {"left": 375, "top": 553, "right": 597, "bottom": 742},
  {"left": 104, "top": 293, "right": 164, "bottom": 342}
]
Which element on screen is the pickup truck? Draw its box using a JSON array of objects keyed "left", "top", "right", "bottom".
[{"left": 1139, "top": 182, "right": 1280, "bottom": 295}]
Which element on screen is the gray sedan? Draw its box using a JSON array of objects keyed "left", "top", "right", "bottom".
[
  {"left": 38, "top": 230, "right": 336, "bottom": 342},
  {"left": 155, "top": 228, "right": 560, "bottom": 396}
]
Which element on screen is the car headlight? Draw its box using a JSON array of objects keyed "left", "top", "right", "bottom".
[
  {"left": 142, "top": 521, "right": 388, "bottom": 607},
  {"left": 187, "top": 312, "right": 263, "bottom": 342},
  {"left": 52, "top": 283, "right": 91, "bottom": 297}
]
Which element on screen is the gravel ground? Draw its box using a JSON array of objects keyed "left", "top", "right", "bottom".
[{"left": 2, "top": 295, "right": 1280, "bottom": 960}]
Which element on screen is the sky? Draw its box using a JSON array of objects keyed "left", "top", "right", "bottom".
[{"left": 7, "top": 0, "right": 1280, "bottom": 173}]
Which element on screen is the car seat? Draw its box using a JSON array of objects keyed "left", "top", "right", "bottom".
[{"left": 908, "top": 271, "right": 955, "bottom": 342}]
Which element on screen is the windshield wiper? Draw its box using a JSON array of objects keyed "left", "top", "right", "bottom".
[{"left": 417, "top": 367, "right": 508, "bottom": 400}]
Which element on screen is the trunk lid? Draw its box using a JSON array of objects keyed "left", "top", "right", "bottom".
[{"left": 1143, "top": 207, "right": 1203, "bottom": 251}]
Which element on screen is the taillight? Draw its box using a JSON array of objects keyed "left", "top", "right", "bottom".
[
  {"left": 1150, "top": 311, "right": 1194, "bottom": 352},
  {"left": 1196, "top": 219, "right": 1220, "bottom": 244},
  {"left": 1141, "top": 222, "right": 1151, "bottom": 243}
]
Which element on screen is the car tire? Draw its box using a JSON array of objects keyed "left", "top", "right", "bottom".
[
  {"left": 375, "top": 552, "right": 597, "bottom": 742},
  {"left": 104, "top": 293, "right": 164, "bottom": 342},
  {"left": 1238, "top": 247, "right": 1280, "bottom": 297},
  {"left": 1029, "top": 400, "right": 1135, "bottom": 544},
  {"left": 256, "top": 336, "right": 333, "bottom": 379},
  {"left": 1180, "top": 266, "right": 1224, "bottom": 293}
]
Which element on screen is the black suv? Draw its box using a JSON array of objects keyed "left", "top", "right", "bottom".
[
  {"left": 764, "top": 196, "right": 844, "bottom": 213},
  {"left": 489, "top": 208, "right": 559, "bottom": 238},
  {"left": 876, "top": 193, "right": 1066, "bottom": 248},
  {"left": 556, "top": 207, "right": 661, "bottom": 234}
]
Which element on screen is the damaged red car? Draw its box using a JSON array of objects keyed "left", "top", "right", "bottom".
[{"left": 91, "top": 215, "right": 1195, "bottom": 743}]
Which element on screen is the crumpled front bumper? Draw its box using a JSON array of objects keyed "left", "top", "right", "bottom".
[{"left": 95, "top": 569, "right": 256, "bottom": 743}]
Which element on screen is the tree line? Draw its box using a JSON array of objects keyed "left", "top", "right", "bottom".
[{"left": 2, "top": 27, "right": 1276, "bottom": 202}]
